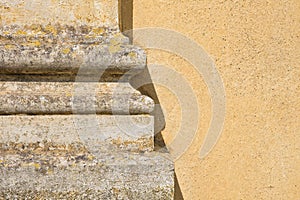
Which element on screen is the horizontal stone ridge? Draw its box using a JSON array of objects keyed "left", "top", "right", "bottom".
[
  {"left": 0, "top": 82, "right": 154, "bottom": 114},
  {"left": 0, "top": 25, "right": 145, "bottom": 76},
  {"left": 0, "top": 115, "right": 154, "bottom": 152},
  {"left": 0, "top": 25, "right": 122, "bottom": 45},
  {"left": 0, "top": 151, "right": 174, "bottom": 199}
]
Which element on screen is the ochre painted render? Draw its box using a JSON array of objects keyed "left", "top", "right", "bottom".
[{"left": 133, "top": 1, "right": 299, "bottom": 199}]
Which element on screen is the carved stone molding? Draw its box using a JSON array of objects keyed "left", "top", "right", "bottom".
[{"left": 0, "top": 1, "right": 174, "bottom": 199}]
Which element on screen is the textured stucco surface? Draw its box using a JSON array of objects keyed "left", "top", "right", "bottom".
[
  {"left": 133, "top": 1, "right": 300, "bottom": 199},
  {"left": 0, "top": 0, "right": 118, "bottom": 28}
]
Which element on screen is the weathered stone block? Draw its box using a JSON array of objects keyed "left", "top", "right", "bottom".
[
  {"left": 0, "top": 82, "right": 154, "bottom": 114},
  {"left": 0, "top": 115, "right": 154, "bottom": 152},
  {"left": 0, "top": 26, "right": 145, "bottom": 78},
  {"left": 0, "top": 151, "right": 174, "bottom": 199},
  {"left": 0, "top": 0, "right": 119, "bottom": 28},
  {"left": 0, "top": 2, "right": 175, "bottom": 197}
]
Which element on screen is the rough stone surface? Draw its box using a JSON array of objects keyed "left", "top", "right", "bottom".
[
  {"left": 0, "top": 115, "right": 154, "bottom": 152},
  {"left": 0, "top": 2, "right": 175, "bottom": 197},
  {"left": 0, "top": 0, "right": 119, "bottom": 28},
  {"left": 0, "top": 25, "right": 145, "bottom": 77},
  {"left": 0, "top": 151, "right": 174, "bottom": 199},
  {"left": 0, "top": 82, "right": 154, "bottom": 114}
]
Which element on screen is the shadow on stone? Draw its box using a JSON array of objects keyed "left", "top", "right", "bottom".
[
  {"left": 119, "top": 0, "right": 133, "bottom": 42},
  {"left": 131, "top": 67, "right": 184, "bottom": 200},
  {"left": 120, "top": 2, "right": 182, "bottom": 198},
  {"left": 174, "top": 173, "right": 184, "bottom": 200},
  {"left": 130, "top": 67, "right": 166, "bottom": 149}
]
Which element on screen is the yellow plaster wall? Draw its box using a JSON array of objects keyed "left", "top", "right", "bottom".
[
  {"left": 133, "top": 1, "right": 300, "bottom": 199},
  {"left": 0, "top": 0, "right": 118, "bottom": 27}
]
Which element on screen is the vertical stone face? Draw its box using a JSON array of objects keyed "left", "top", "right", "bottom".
[
  {"left": 0, "top": 0, "right": 174, "bottom": 199},
  {"left": 0, "top": 0, "right": 119, "bottom": 28}
]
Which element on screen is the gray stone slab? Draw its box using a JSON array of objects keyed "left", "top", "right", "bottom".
[
  {"left": 0, "top": 82, "right": 154, "bottom": 114},
  {"left": 0, "top": 115, "right": 154, "bottom": 152},
  {"left": 0, "top": 23, "right": 174, "bottom": 200},
  {"left": 0, "top": 25, "right": 145, "bottom": 77},
  {"left": 0, "top": 151, "right": 174, "bottom": 199},
  {"left": 0, "top": 73, "right": 133, "bottom": 82}
]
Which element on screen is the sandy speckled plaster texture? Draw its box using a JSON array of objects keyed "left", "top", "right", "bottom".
[
  {"left": 0, "top": 0, "right": 118, "bottom": 28},
  {"left": 133, "top": 1, "right": 300, "bottom": 199}
]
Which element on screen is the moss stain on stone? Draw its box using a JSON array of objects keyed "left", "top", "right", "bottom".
[
  {"left": 62, "top": 48, "right": 71, "bottom": 54},
  {"left": 128, "top": 52, "right": 136, "bottom": 58},
  {"left": 4, "top": 44, "right": 15, "bottom": 49},
  {"left": 92, "top": 27, "right": 105, "bottom": 35},
  {"left": 15, "top": 30, "right": 27, "bottom": 35},
  {"left": 44, "top": 24, "right": 57, "bottom": 35}
]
